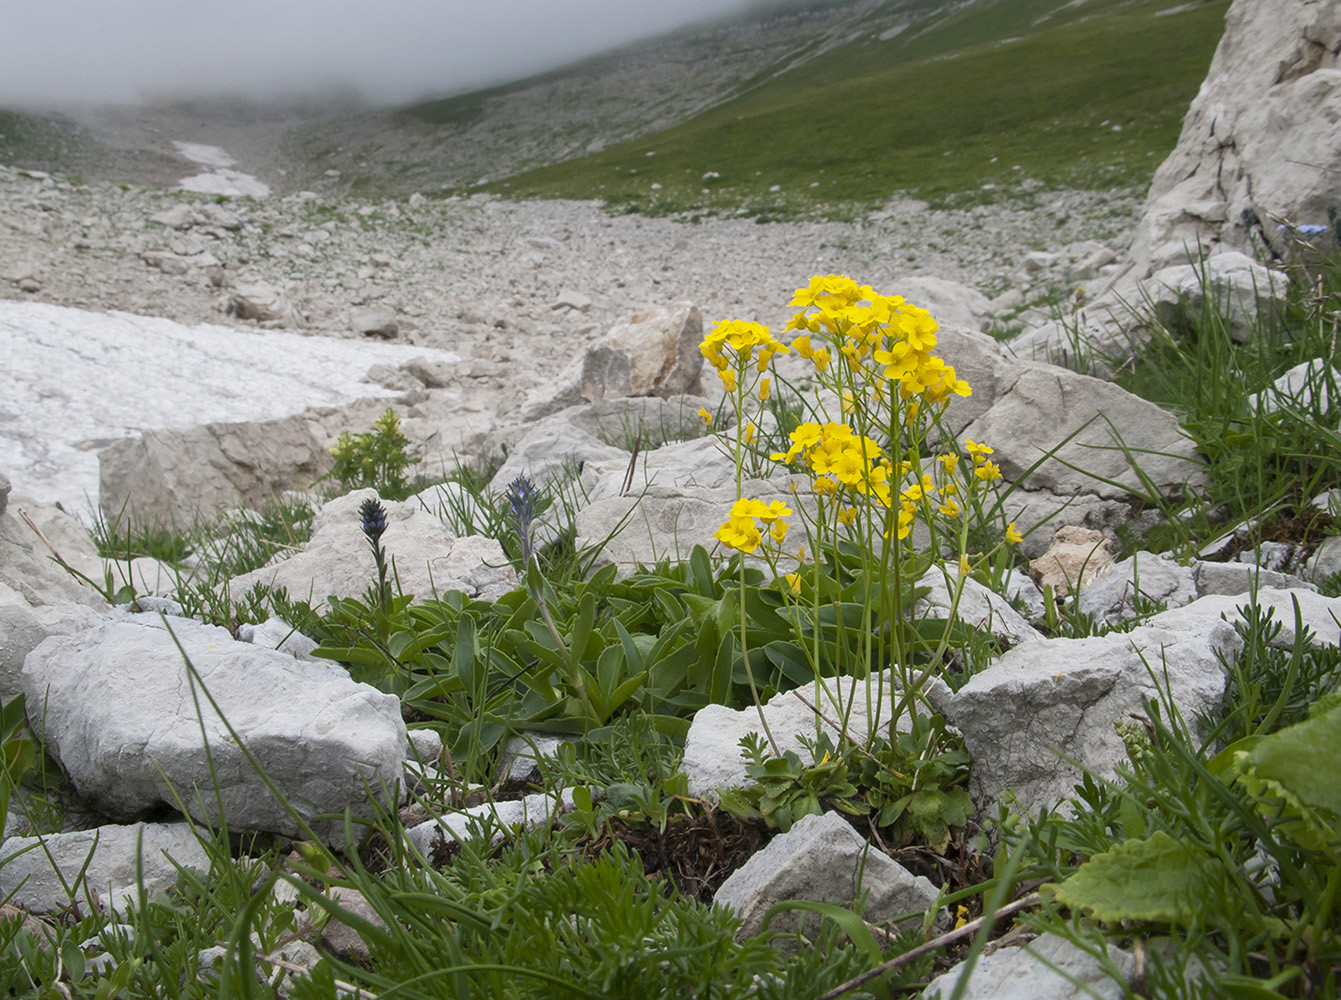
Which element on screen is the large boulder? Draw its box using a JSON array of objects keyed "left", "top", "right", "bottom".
[
  {"left": 958, "top": 365, "right": 1203, "bottom": 502},
  {"left": 21, "top": 614, "right": 407, "bottom": 847},
  {"left": 947, "top": 588, "right": 1341, "bottom": 818},
  {"left": 519, "top": 304, "right": 705, "bottom": 420},
  {"left": 1128, "top": 0, "right": 1341, "bottom": 274},
  {"left": 228, "top": 489, "right": 516, "bottom": 608},
  {"left": 1147, "top": 251, "right": 1289, "bottom": 344},
  {"left": 98, "top": 414, "right": 332, "bottom": 530},
  {"left": 0, "top": 494, "right": 110, "bottom": 701}
]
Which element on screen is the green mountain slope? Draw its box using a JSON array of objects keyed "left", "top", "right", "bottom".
[{"left": 485, "top": 0, "right": 1229, "bottom": 217}]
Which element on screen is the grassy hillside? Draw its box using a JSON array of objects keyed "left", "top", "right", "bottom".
[{"left": 484, "top": 0, "right": 1230, "bottom": 217}]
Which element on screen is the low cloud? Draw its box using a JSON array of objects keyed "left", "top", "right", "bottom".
[{"left": 2, "top": 1, "right": 752, "bottom": 107}]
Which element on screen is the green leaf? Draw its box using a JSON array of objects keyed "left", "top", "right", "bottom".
[
  {"left": 455, "top": 614, "right": 478, "bottom": 695},
  {"left": 570, "top": 591, "right": 597, "bottom": 662},
  {"left": 1047, "top": 830, "right": 1231, "bottom": 925},
  {"left": 1237, "top": 700, "right": 1341, "bottom": 817}
]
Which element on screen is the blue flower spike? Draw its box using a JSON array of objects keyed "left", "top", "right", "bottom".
[
  {"left": 359, "top": 497, "right": 389, "bottom": 542},
  {"left": 506, "top": 474, "right": 538, "bottom": 566}
]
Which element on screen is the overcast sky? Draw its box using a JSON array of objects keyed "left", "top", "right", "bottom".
[{"left": 1, "top": 1, "right": 755, "bottom": 108}]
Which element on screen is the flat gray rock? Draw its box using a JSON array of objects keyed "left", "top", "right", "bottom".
[
  {"left": 0, "top": 822, "right": 210, "bottom": 915},
  {"left": 21, "top": 614, "right": 407, "bottom": 847},
  {"left": 714, "top": 811, "right": 942, "bottom": 945}
]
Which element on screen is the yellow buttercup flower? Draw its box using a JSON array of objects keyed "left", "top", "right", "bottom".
[{"left": 1006, "top": 522, "right": 1024, "bottom": 545}]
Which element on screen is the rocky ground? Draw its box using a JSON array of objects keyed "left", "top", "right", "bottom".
[{"left": 0, "top": 147, "right": 1139, "bottom": 511}]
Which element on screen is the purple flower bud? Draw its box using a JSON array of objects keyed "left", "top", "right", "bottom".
[{"left": 359, "top": 497, "right": 388, "bottom": 542}]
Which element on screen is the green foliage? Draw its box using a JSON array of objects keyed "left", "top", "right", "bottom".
[
  {"left": 1115, "top": 246, "right": 1341, "bottom": 554},
  {"left": 327, "top": 407, "right": 415, "bottom": 499},
  {"left": 1046, "top": 829, "right": 1236, "bottom": 924},
  {"left": 724, "top": 714, "right": 973, "bottom": 851},
  {"left": 485, "top": 0, "right": 1228, "bottom": 218},
  {"left": 1012, "top": 604, "right": 1341, "bottom": 997},
  {"left": 0, "top": 694, "right": 36, "bottom": 836}
]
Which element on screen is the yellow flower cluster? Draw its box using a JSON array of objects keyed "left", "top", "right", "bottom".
[
  {"left": 700, "top": 319, "right": 791, "bottom": 392},
  {"left": 714, "top": 498, "right": 793, "bottom": 554},
  {"left": 771, "top": 422, "right": 891, "bottom": 504},
  {"left": 786, "top": 274, "right": 971, "bottom": 404}
]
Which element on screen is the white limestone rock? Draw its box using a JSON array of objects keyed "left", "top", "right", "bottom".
[
  {"left": 682, "top": 669, "right": 952, "bottom": 800},
  {"left": 923, "top": 933, "right": 1134, "bottom": 1000},
  {"left": 0, "top": 822, "right": 211, "bottom": 915},
  {"left": 21, "top": 614, "right": 408, "bottom": 847},
  {"left": 228, "top": 489, "right": 516, "bottom": 609},
  {"left": 714, "top": 811, "right": 942, "bottom": 945}
]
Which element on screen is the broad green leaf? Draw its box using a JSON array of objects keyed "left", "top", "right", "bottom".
[
  {"left": 1237, "top": 700, "right": 1341, "bottom": 817},
  {"left": 1047, "top": 830, "right": 1231, "bottom": 925}
]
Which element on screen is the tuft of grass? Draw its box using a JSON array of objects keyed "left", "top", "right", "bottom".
[{"left": 1113, "top": 247, "right": 1341, "bottom": 558}]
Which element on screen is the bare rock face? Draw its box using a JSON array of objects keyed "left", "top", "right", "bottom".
[
  {"left": 522, "top": 304, "right": 705, "bottom": 420},
  {"left": 21, "top": 613, "right": 407, "bottom": 848},
  {"left": 1129, "top": 0, "right": 1341, "bottom": 273},
  {"left": 98, "top": 414, "right": 332, "bottom": 530}
]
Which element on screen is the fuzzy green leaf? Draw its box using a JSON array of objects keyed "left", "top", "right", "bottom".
[
  {"left": 1048, "top": 831, "right": 1230, "bottom": 925},
  {"left": 1237, "top": 700, "right": 1341, "bottom": 818}
]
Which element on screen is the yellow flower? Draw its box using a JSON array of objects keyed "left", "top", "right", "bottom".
[
  {"left": 837, "top": 507, "right": 858, "bottom": 526},
  {"left": 811, "top": 347, "right": 831, "bottom": 372},
  {"left": 959, "top": 554, "right": 972, "bottom": 577},
  {"left": 974, "top": 461, "right": 1002, "bottom": 483},
  {"left": 784, "top": 572, "right": 802, "bottom": 595},
  {"left": 938, "top": 498, "right": 961, "bottom": 519},
  {"left": 718, "top": 368, "right": 738, "bottom": 393},
  {"left": 743, "top": 422, "right": 757, "bottom": 446},
  {"left": 758, "top": 378, "right": 771, "bottom": 402},
  {"left": 938, "top": 453, "right": 959, "bottom": 474},
  {"left": 1006, "top": 522, "right": 1024, "bottom": 545},
  {"left": 791, "top": 334, "right": 814, "bottom": 358},
  {"left": 697, "top": 406, "right": 713, "bottom": 426},
  {"left": 714, "top": 515, "right": 761, "bottom": 553},
  {"left": 964, "top": 439, "right": 994, "bottom": 462},
  {"left": 770, "top": 519, "right": 789, "bottom": 544}
]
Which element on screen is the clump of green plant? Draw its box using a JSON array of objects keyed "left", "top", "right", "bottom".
[
  {"left": 1114, "top": 224, "right": 1341, "bottom": 558},
  {"left": 723, "top": 717, "right": 972, "bottom": 851},
  {"left": 701, "top": 275, "right": 1021, "bottom": 778},
  {"left": 1005, "top": 601, "right": 1341, "bottom": 998},
  {"left": 327, "top": 407, "right": 415, "bottom": 499}
]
